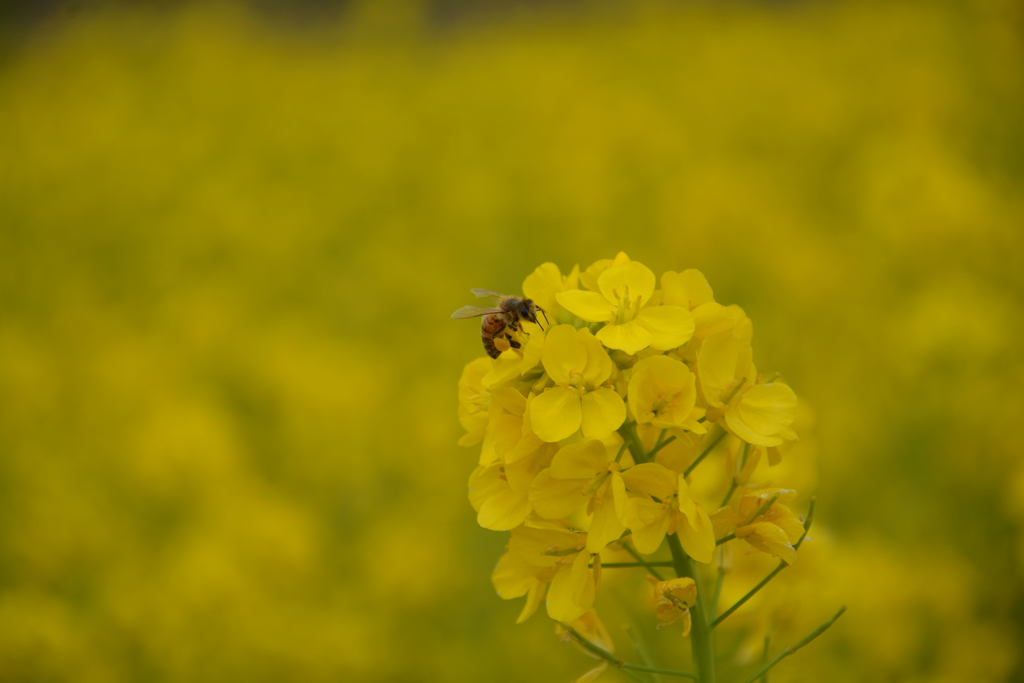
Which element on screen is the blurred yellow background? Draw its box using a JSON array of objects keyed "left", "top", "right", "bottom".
[{"left": 1, "top": 1, "right": 1022, "bottom": 681}]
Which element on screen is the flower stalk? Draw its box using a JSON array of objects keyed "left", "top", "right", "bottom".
[
  {"left": 668, "top": 535, "right": 716, "bottom": 683},
  {"left": 738, "top": 607, "right": 846, "bottom": 683}
]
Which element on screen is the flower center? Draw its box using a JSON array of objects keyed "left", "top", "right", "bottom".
[
  {"left": 611, "top": 285, "right": 644, "bottom": 324},
  {"left": 583, "top": 472, "right": 610, "bottom": 496},
  {"left": 652, "top": 391, "right": 676, "bottom": 414}
]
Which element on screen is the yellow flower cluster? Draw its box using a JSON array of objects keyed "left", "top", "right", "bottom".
[{"left": 458, "top": 253, "right": 805, "bottom": 637}]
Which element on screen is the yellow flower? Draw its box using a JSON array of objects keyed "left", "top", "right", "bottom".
[
  {"left": 468, "top": 444, "right": 555, "bottom": 531},
  {"left": 529, "top": 440, "right": 631, "bottom": 552},
  {"left": 627, "top": 355, "right": 705, "bottom": 432},
  {"left": 494, "top": 523, "right": 598, "bottom": 623},
  {"left": 491, "top": 551, "right": 549, "bottom": 624},
  {"left": 531, "top": 325, "right": 626, "bottom": 442},
  {"left": 620, "top": 463, "right": 715, "bottom": 562},
  {"left": 711, "top": 488, "right": 804, "bottom": 564},
  {"left": 647, "top": 575, "right": 697, "bottom": 636},
  {"left": 482, "top": 389, "right": 550, "bottom": 466},
  {"left": 457, "top": 357, "right": 494, "bottom": 447},
  {"left": 697, "top": 328, "right": 798, "bottom": 447},
  {"left": 523, "top": 262, "right": 581, "bottom": 325},
  {"left": 557, "top": 260, "right": 694, "bottom": 354},
  {"left": 578, "top": 251, "right": 632, "bottom": 292},
  {"left": 661, "top": 269, "right": 738, "bottom": 340}
]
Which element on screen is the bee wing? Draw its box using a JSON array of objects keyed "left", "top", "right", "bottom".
[
  {"left": 451, "top": 305, "right": 502, "bottom": 319},
  {"left": 472, "top": 288, "right": 506, "bottom": 299}
]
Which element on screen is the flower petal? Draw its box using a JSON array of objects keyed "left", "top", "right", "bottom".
[
  {"left": 488, "top": 413, "right": 523, "bottom": 459},
  {"left": 697, "top": 331, "right": 743, "bottom": 404},
  {"left": 557, "top": 290, "right": 615, "bottom": 322},
  {"left": 491, "top": 387, "right": 527, "bottom": 416},
  {"left": 570, "top": 550, "right": 596, "bottom": 607},
  {"left": 620, "top": 462, "right": 676, "bottom": 500},
  {"left": 598, "top": 261, "right": 655, "bottom": 307},
  {"left": 483, "top": 354, "right": 523, "bottom": 387},
  {"left": 531, "top": 387, "right": 583, "bottom": 442},
  {"left": 586, "top": 497, "right": 627, "bottom": 553},
  {"left": 628, "top": 355, "right": 696, "bottom": 428},
  {"left": 661, "top": 269, "right": 714, "bottom": 309},
  {"left": 726, "top": 383, "right": 798, "bottom": 445},
  {"left": 530, "top": 468, "right": 587, "bottom": 519},
  {"left": 547, "top": 556, "right": 592, "bottom": 623},
  {"left": 468, "top": 464, "right": 504, "bottom": 512},
  {"left": 516, "top": 583, "right": 546, "bottom": 623},
  {"left": 675, "top": 503, "right": 715, "bottom": 564},
  {"left": 492, "top": 553, "right": 536, "bottom": 599},
  {"left": 580, "top": 387, "right": 627, "bottom": 439},
  {"left": 691, "top": 302, "right": 736, "bottom": 339},
  {"left": 551, "top": 441, "right": 608, "bottom": 480},
  {"left": 478, "top": 487, "right": 531, "bottom": 531},
  {"left": 520, "top": 326, "right": 545, "bottom": 373},
  {"left": 523, "top": 262, "right": 564, "bottom": 312},
  {"left": 637, "top": 305, "right": 695, "bottom": 350},
  {"left": 579, "top": 328, "right": 615, "bottom": 387},
  {"left": 628, "top": 498, "right": 671, "bottom": 554},
  {"left": 597, "top": 320, "right": 653, "bottom": 354},
  {"left": 542, "top": 324, "right": 588, "bottom": 384},
  {"left": 737, "top": 521, "right": 797, "bottom": 565},
  {"left": 575, "top": 662, "right": 609, "bottom": 683},
  {"left": 681, "top": 612, "right": 692, "bottom": 638},
  {"left": 610, "top": 472, "right": 630, "bottom": 524}
]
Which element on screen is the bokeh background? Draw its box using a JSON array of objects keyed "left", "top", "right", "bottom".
[{"left": 2, "top": 0, "right": 1023, "bottom": 681}]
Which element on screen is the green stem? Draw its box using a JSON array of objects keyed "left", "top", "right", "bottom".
[
  {"left": 712, "top": 564, "right": 782, "bottom": 628},
  {"left": 592, "top": 561, "right": 674, "bottom": 569},
  {"left": 760, "top": 635, "right": 770, "bottom": 683},
  {"left": 563, "top": 626, "right": 651, "bottom": 683},
  {"left": 683, "top": 429, "right": 726, "bottom": 478},
  {"left": 738, "top": 607, "right": 846, "bottom": 683},
  {"left": 720, "top": 443, "right": 752, "bottom": 507},
  {"left": 625, "top": 625, "right": 664, "bottom": 683},
  {"left": 711, "top": 499, "right": 816, "bottom": 629},
  {"left": 715, "top": 534, "right": 735, "bottom": 546},
  {"left": 719, "top": 481, "right": 739, "bottom": 509},
  {"left": 667, "top": 535, "right": 715, "bottom": 683},
  {"left": 649, "top": 435, "right": 677, "bottom": 459},
  {"left": 622, "top": 542, "right": 665, "bottom": 581},
  {"left": 619, "top": 422, "right": 650, "bottom": 464},
  {"left": 710, "top": 560, "right": 725, "bottom": 620},
  {"left": 622, "top": 663, "right": 696, "bottom": 679}
]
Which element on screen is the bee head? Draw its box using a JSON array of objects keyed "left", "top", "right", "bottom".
[{"left": 519, "top": 300, "right": 538, "bottom": 324}]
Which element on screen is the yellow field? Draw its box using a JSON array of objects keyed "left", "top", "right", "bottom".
[{"left": 1, "top": 1, "right": 1022, "bottom": 681}]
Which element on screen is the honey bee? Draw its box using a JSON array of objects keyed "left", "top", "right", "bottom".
[{"left": 451, "top": 289, "right": 549, "bottom": 359}]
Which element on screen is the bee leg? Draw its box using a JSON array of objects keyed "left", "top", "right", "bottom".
[
  {"left": 500, "top": 328, "right": 522, "bottom": 349},
  {"left": 537, "top": 306, "right": 550, "bottom": 328}
]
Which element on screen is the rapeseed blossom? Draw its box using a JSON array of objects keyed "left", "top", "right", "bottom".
[
  {"left": 648, "top": 575, "right": 698, "bottom": 636},
  {"left": 558, "top": 260, "right": 694, "bottom": 354},
  {"left": 456, "top": 255, "right": 841, "bottom": 683},
  {"left": 531, "top": 325, "right": 625, "bottom": 442}
]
